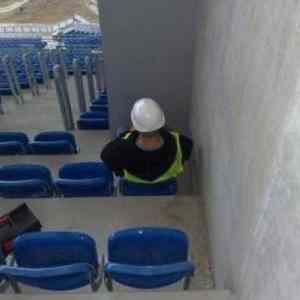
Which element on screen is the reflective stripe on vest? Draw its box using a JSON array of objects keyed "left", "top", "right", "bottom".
[{"left": 122, "top": 131, "right": 184, "bottom": 184}]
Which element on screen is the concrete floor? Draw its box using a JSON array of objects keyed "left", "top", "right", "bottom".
[
  {"left": 0, "top": 79, "right": 213, "bottom": 292},
  {"left": 0, "top": 291, "right": 234, "bottom": 300}
]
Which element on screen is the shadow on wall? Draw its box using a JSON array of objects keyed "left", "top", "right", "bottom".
[{"left": 189, "top": 144, "right": 204, "bottom": 197}]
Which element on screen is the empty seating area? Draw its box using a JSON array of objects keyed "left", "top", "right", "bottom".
[
  {"left": 0, "top": 161, "right": 178, "bottom": 198},
  {"left": 0, "top": 33, "right": 103, "bottom": 96},
  {"left": 0, "top": 228, "right": 195, "bottom": 292},
  {"left": 58, "top": 33, "right": 102, "bottom": 71},
  {"left": 0, "top": 131, "right": 78, "bottom": 155},
  {"left": 78, "top": 90, "right": 109, "bottom": 130},
  {"left": 0, "top": 37, "right": 45, "bottom": 95}
]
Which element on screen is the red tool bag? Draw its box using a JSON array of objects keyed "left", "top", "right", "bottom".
[{"left": 0, "top": 204, "right": 42, "bottom": 256}]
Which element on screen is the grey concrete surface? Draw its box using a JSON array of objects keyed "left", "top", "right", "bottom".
[
  {"left": 0, "top": 290, "right": 234, "bottom": 300},
  {"left": 190, "top": 0, "right": 300, "bottom": 299},
  {"left": 100, "top": 0, "right": 197, "bottom": 135},
  {"left": 0, "top": 196, "right": 213, "bottom": 292}
]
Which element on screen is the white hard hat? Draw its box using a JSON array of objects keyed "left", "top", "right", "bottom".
[{"left": 131, "top": 98, "right": 166, "bottom": 132}]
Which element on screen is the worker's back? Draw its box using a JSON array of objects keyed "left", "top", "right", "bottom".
[
  {"left": 101, "top": 128, "right": 193, "bottom": 183},
  {"left": 101, "top": 98, "right": 193, "bottom": 184}
]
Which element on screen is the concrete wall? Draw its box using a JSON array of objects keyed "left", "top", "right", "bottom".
[
  {"left": 100, "top": 0, "right": 196, "bottom": 134},
  {"left": 191, "top": 0, "right": 300, "bottom": 299}
]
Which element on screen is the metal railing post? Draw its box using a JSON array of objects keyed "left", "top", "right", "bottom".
[
  {"left": 22, "top": 53, "right": 38, "bottom": 96},
  {"left": 0, "top": 95, "right": 4, "bottom": 115},
  {"left": 99, "top": 57, "right": 106, "bottom": 92},
  {"left": 28, "top": 53, "right": 40, "bottom": 96},
  {"left": 58, "top": 48, "right": 68, "bottom": 79},
  {"left": 53, "top": 65, "right": 69, "bottom": 130},
  {"left": 85, "top": 56, "right": 95, "bottom": 103},
  {"left": 73, "top": 58, "right": 87, "bottom": 113},
  {"left": 43, "top": 50, "right": 52, "bottom": 83},
  {"left": 58, "top": 64, "right": 75, "bottom": 130},
  {"left": 49, "top": 49, "right": 57, "bottom": 67},
  {"left": 8, "top": 57, "right": 24, "bottom": 104},
  {"left": 94, "top": 52, "right": 102, "bottom": 96},
  {"left": 2, "top": 55, "right": 20, "bottom": 104},
  {"left": 93, "top": 50, "right": 105, "bottom": 94},
  {"left": 38, "top": 50, "right": 50, "bottom": 89}
]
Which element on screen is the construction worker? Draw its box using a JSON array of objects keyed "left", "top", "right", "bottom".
[{"left": 101, "top": 98, "right": 193, "bottom": 183}]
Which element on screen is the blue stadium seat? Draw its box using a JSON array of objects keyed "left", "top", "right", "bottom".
[
  {"left": 0, "top": 231, "right": 101, "bottom": 291},
  {"left": 0, "top": 164, "right": 54, "bottom": 198},
  {"left": 30, "top": 131, "right": 78, "bottom": 155},
  {"left": 90, "top": 104, "right": 108, "bottom": 114},
  {"left": 77, "top": 112, "right": 109, "bottom": 130},
  {"left": 0, "top": 132, "right": 29, "bottom": 155},
  {"left": 55, "top": 162, "right": 114, "bottom": 197},
  {"left": 92, "top": 94, "right": 108, "bottom": 106},
  {"left": 104, "top": 227, "right": 195, "bottom": 290},
  {"left": 119, "top": 178, "right": 178, "bottom": 196}
]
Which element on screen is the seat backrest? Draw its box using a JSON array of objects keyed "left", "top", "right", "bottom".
[
  {"left": 0, "top": 132, "right": 29, "bottom": 145},
  {"left": 0, "top": 142, "right": 27, "bottom": 155},
  {"left": 80, "top": 112, "right": 107, "bottom": 119},
  {"left": 59, "top": 162, "right": 113, "bottom": 181},
  {"left": 108, "top": 227, "right": 189, "bottom": 266},
  {"left": 0, "top": 164, "right": 52, "bottom": 183},
  {"left": 14, "top": 231, "right": 98, "bottom": 268},
  {"left": 90, "top": 105, "right": 108, "bottom": 113},
  {"left": 34, "top": 131, "right": 77, "bottom": 149},
  {"left": 119, "top": 179, "right": 178, "bottom": 196}
]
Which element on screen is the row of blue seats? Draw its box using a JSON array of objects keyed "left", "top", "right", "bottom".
[
  {"left": 0, "top": 45, "right": 44, "bottom": 95},
  {"left": 0, "top": 162, "right": 177, "bottom": 198},
  {"left": 78, "top": 92, "right": 110, "bottom": 130},
  {"left": 78, "top": 111, "right": 109, "bottom": 130},
  {"left": 0, "top": 93, "right": 109, "bottom": 154},
  {"left": 0, "top": 38, "right": 45, "bottom": 48},
  {"left": 0, "top": 228, "right": 194, "bottom": 291},
  {"left": 0, "top": 131, "right": 78, "bottom": 155},
  {"left": 59, "top": 32, "right": 102, "bottom": 73},
  {"left": 0, "top": 35, "right": 100, "bottom": 95}
]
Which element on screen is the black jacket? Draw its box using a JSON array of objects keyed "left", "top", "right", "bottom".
[{"left": 101, "top": 129, "right": 193, "bottom": 182}]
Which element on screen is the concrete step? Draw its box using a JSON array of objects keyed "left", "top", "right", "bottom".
[{"left": 0, "top": 291, "right": 234, "bottom": 300}]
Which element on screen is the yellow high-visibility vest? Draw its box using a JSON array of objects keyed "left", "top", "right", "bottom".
[{"left": 122, "top": 131, "right": 184, "bottom": 184}]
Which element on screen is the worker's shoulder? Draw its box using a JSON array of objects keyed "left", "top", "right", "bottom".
[
  {"left": 162, "top": 129, "right": 193, "bottom": 145},
  {"left": 119, "top": 130, "right": 139, "bottom": 141}
]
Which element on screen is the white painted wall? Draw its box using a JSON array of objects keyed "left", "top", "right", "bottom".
[{"left": 191, "top": 0, "right": 300, "bottom": 299}]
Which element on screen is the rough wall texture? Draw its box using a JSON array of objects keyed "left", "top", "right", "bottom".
[
  {"left": 100, "top": 0, "right": 196, "bottom": 135},
  {"left": 191, "top": 0, "right": 300, "bottom": 299}
]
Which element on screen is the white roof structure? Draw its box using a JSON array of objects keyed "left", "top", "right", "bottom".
[{"left": 0, "top": 15, "right": 100, "bottom": 37}]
